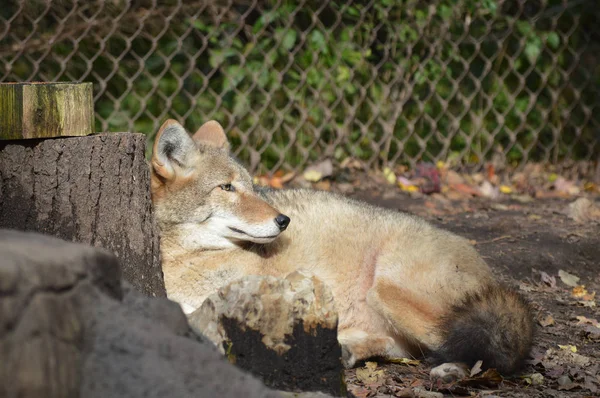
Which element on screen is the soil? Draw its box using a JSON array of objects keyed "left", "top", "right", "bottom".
[{"left": 342, "top": 188, "right": 600, "bottom": 398}]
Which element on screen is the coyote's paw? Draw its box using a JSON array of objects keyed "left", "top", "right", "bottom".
[
  {"left": 430, "top": 362, "right": 468, "bottom": 383},
  {"left": 341, "top": 344, "right": 357, "bottom": 369}
]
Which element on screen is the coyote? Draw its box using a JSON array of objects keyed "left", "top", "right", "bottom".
[{"left": 150, "top": 119, "right": 533, "bottom": 377}]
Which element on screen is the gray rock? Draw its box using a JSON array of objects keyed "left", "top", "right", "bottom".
[
  {"left": 189, "top": 270, "right": 345, "bottom": 396},
  {"left": 0, "top": 229, "right": 280, "bottom": 398}
]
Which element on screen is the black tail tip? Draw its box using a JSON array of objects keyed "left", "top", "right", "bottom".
[{"left": 432, "top": 284, "right": 535, "bottom": 375}]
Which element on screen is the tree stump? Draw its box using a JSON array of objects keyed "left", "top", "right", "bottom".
[
  {"left": 0, "top": 82, "right": 94, "bottom": 139},
  {"left": 189, "top": 271, "right": 346, "bottom": 396},
  {"left": 0, "top": 133, "right": 165, "bottom": 297}
]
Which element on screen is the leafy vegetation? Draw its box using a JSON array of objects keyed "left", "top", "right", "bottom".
[{"left": 1, "top": 0, "right": 598, "bottom": 172}]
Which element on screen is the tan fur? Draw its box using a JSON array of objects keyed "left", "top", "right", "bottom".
[{"left": 150, "top": 119, "right": 529, "bottom": 369}]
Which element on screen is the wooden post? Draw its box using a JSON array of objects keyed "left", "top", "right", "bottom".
[
  {"left": 0, "top": 82, "right": 165, "bottom": 297},
  {"left": 0, "top": 82, "right": 94, "bottom": 140}
]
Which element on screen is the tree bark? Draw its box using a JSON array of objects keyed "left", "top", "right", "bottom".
[
  {"left": 0, "top": 133, "right": 165, "bottom": 297},
  {"left": 0, "top": 82, "right": 94, "bottom": 139}
]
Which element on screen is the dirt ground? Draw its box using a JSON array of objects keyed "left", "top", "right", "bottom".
[{"left": 340, "top": 188, "right": 600, "bottom": 398}]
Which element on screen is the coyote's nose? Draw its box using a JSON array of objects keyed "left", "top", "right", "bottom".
[{"left": 274, "top": 214, "right": 290, "bottom": 231}]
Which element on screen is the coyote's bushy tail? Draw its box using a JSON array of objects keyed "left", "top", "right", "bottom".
[{"left": 433, "top": 284, "right": 534, "bottom": 375}]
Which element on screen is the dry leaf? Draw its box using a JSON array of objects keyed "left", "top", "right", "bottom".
[
  {"left": 542, "top": 348, "right": 591, "bottom": 368},
  {"left": 576, "top": 300, "right": 596, "bottom": 308},
  {"left": 280, "top": 172, "right": 295, "bottom": 184},
  {"left": 398, "top": 176, "right": 419, "bottom": 192},
  {"left": 347, "top": 385, "right": 371, "bottom": 398},
  {"left": 386, "top": 357, "right": 421, "bottom": 366},
  {"left": 303, "top": 160, "right": 333, "bottom": 182},
  {"left": 499, "top": 185, "right": 513, "bottom": 194},
  {"left": 355, "top": 361, "right": 385, "bottom": 384},
  {"left": 458, "top": 368, "right": 503, "bottom": 388},
  {"left": 571, "top": 286, "right": 595, "bottom": 301},
  {"left": 558, "top": 270, "right": 580, "bottom": 287},
  {"left": 522, "top": 373, "right": 545, "bottom": 386},
  {"left": 540, "top": 271, "right": 557, "bottom": 288},
  {"left": 575, "top": 316, "right": 600, "bottom": 328},
  {"left": 450, "top": 183, "right": 481, "bottom": 197},
  {"left": 582, "top": 325, "right": 600, "bottom": 340},
  {"left": 539, "top": 315, "right": 555, "bottom": 327},
  {"left": 470, "top": 360, "right": 483, "bottom": 377},
  {"left": 519, "top": 282, "right": 535, "bottom": 292},
  {"left": 567, "top": 197, "right": 600, "bottom": 223},
  {"left": 480, "top": 181, "right": 499, "bottom": 199},
  {"left": 554, "top": 177, "right": 580, "bottom": 195},
  {"left": 383, "top": 167, "right": 397, "bottom": 185},
  {"left": 572, "top": 285, "right": 588, "bottom": 298},
  {"left": 558, "top": 344, "right": 577, "bottom": 353},
  {"left": 303, "top": 169, "right": 323, "bottom": 182}
]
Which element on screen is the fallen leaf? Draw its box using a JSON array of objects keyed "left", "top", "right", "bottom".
[
  {"left": 449, "top": 183, "right": 481, "bottom": 197},
  {"left": 386, "top": 357, "right": 421, "bottom": 366},
  {"left": 446, "top": 170, "right": 465, "bottom": 185},
  {"left": 458, "top": 368, "right": 503, "bottom": 388},
  {"left": 576, "top": 300, "right": 596, "bottom": 307},
  {"left": 575, "top": 315, "right": 600, "bottom": 328},
  {"left": 383, "top": 167, "right": 397, "bottom": 185},
  {"left": 554, "top": 177, "right": 580, "bottom": 195},
  {"left": 340, "top": 157, "right": 363, "bottom": 170},
  {"left": 540, "top": 271, "right": 557, "bottom": 288},
  {"left": 513, "top": 194, "right": 534, "bottom": 203},
  {"left": 571, "top": 286, "right": 595, "bottom": 301},
  {"left": 303, "top": 169, "right": 323, "bottom": 182},
  {"left": 539, "top": 315, "right": 555, "bottom": 327},
  {"left": 583, "top": 291, "right": 596, "bottom": 301},
  {"left": 470, "top": 360, "right": 483, "bottom": 377},
  {"left": 558, "top": 270, "right": 580, "bottom": 287},
  {"left": 499, "top": 185, "right": 513, "bottom": 194},
  {"left": 347, "top": 385, "right": 370, "bottom": 398},
  {"left": 395, "top": 388, "right": 416, "bottom": 397},
  {"left": 522, "top": 373, "right": 545, "bottom": 386},
  {"left": 269, "top": 176, "right": 283, "bottom": 189},
  {"left": 557, "top": 375, "right": 581, "bottom": 391},
  {"left": 542, "top": 348, "right": 591, "bottom": 368},
  {"left": 582, "top": 325, "right": 600, "bottom": 340},
  {"left": 519, "top": 282, "right": 535, "bottom": 292},
  {"left": 567, "top": 197, "right": 600, "bottom": 223},
  {"left": 480, "top": 181, "right": 499, "bottom": 199},
  {"left": 314, "top": 180, "right": 331, "bottom": 191},
  {"left": 583, "top": 182, "right": 598, "bottom": 192},
  {"left": 572, "top": 285, "right": 588, "bottom": 298},
  {"left": 545, "top": 365, "right": 565, "bottom": 378},
  {"left": 303, "top": 159, "right": 333, "bottom": 182},
  {"left": 398, "top": 177, "right": 420, "bottom": 193},
  {"left": 280, "top": 172, "right": 295, "bottom": 184},
  {"left": 558, "top": 344, "right": 577, "bottom": 353},
  {"left": 355, "top": 361, "right": 385, "bottom": 384}
]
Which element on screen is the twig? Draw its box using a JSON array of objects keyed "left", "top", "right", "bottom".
[{"left": 473, "top": 235, "right": 514, "bottom": 245}]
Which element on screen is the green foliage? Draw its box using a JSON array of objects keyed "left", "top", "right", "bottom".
[{"left": 2, "top": 0, "right": 598, "bottom": 171}]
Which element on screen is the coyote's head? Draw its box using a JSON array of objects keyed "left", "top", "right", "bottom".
[{"left": 150, "top": 119, "right": 290, "bottom": 250}]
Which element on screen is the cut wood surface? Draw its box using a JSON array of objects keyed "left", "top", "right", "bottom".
[
  {"left": 0, "top": 133, "right": 165, "bottom": 297},
  {"left": 0, "top": 82, "right": 94, "bottom": 140}
]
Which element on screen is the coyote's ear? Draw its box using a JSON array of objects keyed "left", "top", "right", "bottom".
[
  {"left": 151, "top": 119, "right": 197, "bottom": 181},
  {"left": 193, "top": 120, "right": 229, "bottom": 149}
]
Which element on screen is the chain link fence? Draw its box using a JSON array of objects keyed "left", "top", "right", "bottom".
[{"left": 1, "top": 0, "right": 598, "bottom": 174}]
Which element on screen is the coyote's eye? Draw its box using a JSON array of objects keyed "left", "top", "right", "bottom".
[{"left": 219, "top": 183, "right": 235, "bottom": 192}]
